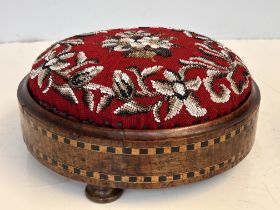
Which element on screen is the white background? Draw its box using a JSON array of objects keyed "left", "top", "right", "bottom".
[
  {"left": 1, "top": 40, "right": 280, "bottom": 210},
  {"left": 0, "top": 0, "right": 280, "bottom": 43},
  {"left": 0, "top": 1, "right": 280, "bottom": 209}
]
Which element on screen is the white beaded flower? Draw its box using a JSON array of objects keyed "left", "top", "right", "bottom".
[
  {"left": 30, "top": 38, "right": 84, "bottom": 92},
  {"left": 101, "top": 30, "right": 174, "bottom": 58},
  {"left": 152, "top": 68, "right": 207, "bottom": 120},
  {"left": 137, "top": 36, "right": 173, "bottom": 49}
]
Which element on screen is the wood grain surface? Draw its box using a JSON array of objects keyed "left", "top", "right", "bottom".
[{"left": 18, "top": 75, "right": 260, "bottom": 189}]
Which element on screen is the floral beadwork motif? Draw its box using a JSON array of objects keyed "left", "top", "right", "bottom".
[
  {"left": 101, "top": 30, "right": 175, "bottom": 59},
  {"left": 92, "top": 65, "right": 205, "bottom": 122},
  {"left": 30, "top": 38, "right": 84, "bottom": 93},
  {"left": 152, "top": 68, "right": 207, "bottom": 120},
  {"left": 179, "top": 33, "right": 250, "bottom": 103},
  {"left": 30, "top": 38, "right": 101, "bottom": 110},
  {"left": 29, "top": 27, "right": 251, "bottom": 129}
]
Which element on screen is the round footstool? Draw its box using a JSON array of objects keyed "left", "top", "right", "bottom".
[{"left": 18, "top": 27, "right": 260, "bottom": 203}]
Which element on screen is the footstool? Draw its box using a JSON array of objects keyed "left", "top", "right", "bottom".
[{"left": 17, "top": 27, "right": 260, "bottom": 203}]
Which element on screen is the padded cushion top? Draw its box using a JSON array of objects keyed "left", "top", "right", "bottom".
[{"left": 28, "top": 27, "right": 251, "bottom": 129}]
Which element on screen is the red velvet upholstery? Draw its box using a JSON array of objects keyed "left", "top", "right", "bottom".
[{"left": 28, "top": 27, "right": 251, "bottom": 129}]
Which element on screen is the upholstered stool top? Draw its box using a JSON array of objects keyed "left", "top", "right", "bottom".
[{"left": 28, "top": 27, "right": 251, "bottom": 129}]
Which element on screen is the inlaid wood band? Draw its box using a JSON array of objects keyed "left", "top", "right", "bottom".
[
  {"left": 18, "top": 76, "right": 260, "bottom": 189},
  {"left": 25, "top": 116, "right": 253, "bottom": 156},
  {"left": 25, "top": 141, "right": 249, "bottom": 184}
]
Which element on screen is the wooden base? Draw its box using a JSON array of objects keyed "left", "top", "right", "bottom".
[
  {"left": 17, "top": 75, "right": 260, "bottom": 201},
  {"left": 85, "top": 185, "right": 123, "bottom": 203}
]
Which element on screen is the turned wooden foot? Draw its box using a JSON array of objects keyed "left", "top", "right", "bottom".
[{"left": 85, "top": 185, "right": 123, "bottom": 203}]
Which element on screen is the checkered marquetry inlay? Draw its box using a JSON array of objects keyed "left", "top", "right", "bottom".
[
  {"left": 26, "top": 142, "right": 247, "bottom": 184},
  {"left": 26, "top": 118, "right": 252, "bottom": 156}
]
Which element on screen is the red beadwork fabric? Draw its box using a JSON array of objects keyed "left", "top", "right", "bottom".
[{"left": 28, "top": 27, "right": 252, "bottom": 129}]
